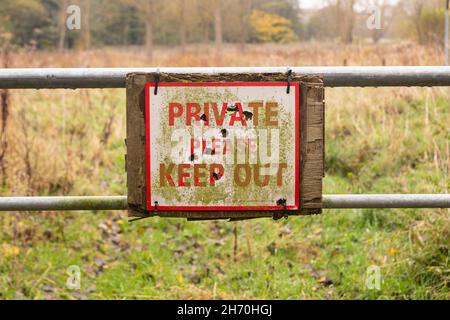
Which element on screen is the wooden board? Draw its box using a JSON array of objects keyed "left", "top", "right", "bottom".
[{"left": 126, "top": 73, "right": 324, "bottom": 220}]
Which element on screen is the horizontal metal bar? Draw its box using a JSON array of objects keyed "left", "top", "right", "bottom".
[
  {"left": 322, "top": 194, "right": 450, "bottom": 208},
  {"left": 0, "top": 194, "right": 448, "bottom": 211},
  {"left": 0, "top": 67, "right": 450, "bottom": 89},
  {"left": 0, "top": 196, "right": 128, "bottom": 211}
]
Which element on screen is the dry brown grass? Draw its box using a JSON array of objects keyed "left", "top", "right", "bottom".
[{"left": 4, "top": 42, "right": 445, "bottom": 68}]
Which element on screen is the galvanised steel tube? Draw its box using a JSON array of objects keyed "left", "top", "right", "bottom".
[
  {"left": 0, "top": 195, "right": 449, "bottom": 211},
  {"left": 0, "top": 196, "right": 128, "bottom": 211},
  {"left": 0, "top": 66, "right": 450, "bottom": 88},
  {"left": 322, "top": 194, "right": 450, "bottom": 209}
]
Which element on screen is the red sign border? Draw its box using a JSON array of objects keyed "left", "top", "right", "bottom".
[{"left": 145, "top": 82, "right": 300, "bottom": 211}]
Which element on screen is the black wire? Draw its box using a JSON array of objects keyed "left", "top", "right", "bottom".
[
  {"left": 286, "top": 69, "right": 292, "bottom": 94},
  {"left": 154, "top": 73, "right": 160, "bottom": 95}
]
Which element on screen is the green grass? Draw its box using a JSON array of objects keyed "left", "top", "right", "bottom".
[{"left": 0, "top": 87, "right": 448, "bottom": 299}]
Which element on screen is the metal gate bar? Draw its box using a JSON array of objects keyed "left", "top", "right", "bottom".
[
  {"left": 1, "top": 66, "right": 450, "bottom": 88},
  {"left": 0, "top": 67, "right": 449, "bottom": 211},
  {"left": 0, "top": 195, "right": 448, "bottom": 211}
]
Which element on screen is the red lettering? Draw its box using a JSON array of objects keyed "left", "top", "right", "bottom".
[
  {"left": 203, "top": 103, "right": 210, "bottom": 126},
  {"left": 194, "top": 164, "right": 207, "bottom": 187},
  {"left": 178, "top": 164, "right": 191, "bottom": 187},
  {"left": 248, "top": 102, "right": 263, "bottom": 126},
  {"left": 212, "top": 102, "right": 227, "bottom": 126},
  {"left": 169, "top": 102, "right": 183, "bottom": 126},
  {"left": 186, "top": 103, "right": 201, "bottom": 125},
  {"left": 209, "top": 164, "right": 224, "bottom": 186},
  {"left": 229, "top": 102, "right": 247, "bottom": 126}
]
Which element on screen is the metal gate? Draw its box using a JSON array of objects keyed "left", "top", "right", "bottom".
[{"left": 0, "top": 67, "right": 449, "bottom": 211}]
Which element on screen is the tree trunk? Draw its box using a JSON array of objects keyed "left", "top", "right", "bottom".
[
  {"left": 58, "top": 0, "right": 68, "bottom": 51},
  {"left": 180, "top": 0, "right": 187, "bottom": 53},
  {"left": 339, "top": 0, "right": 355, "bottom": 44},
  {"left": 145, "top": 1, "right": 154, "bottom": 60},
  {"left": 239, "top": 0, "right": 252, "bottom": 50},
  {"left": 83, "top": 0, "right": 91, "bottom": 49},
  {"left": 415, "top": 6, "right": 424, "bottom": 44},
  {"left": 214, "top": 0, "right": 223, "bottom": 52}
]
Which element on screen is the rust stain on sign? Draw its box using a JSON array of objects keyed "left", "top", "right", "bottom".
[{"left": 146, "top": 82, "right": 299, "bottom": 211}]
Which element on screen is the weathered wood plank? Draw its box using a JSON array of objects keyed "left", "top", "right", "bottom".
[{"left": 300, "top": 82, "right": 324, "bottom": 213}]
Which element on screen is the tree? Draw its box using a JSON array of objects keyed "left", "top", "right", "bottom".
[
  {"left": 338, "top": 0, "right": 356, "bottom": 44},
  {"left": 400, "top": 0, "right": 445, "bottom": 46},
  {"left": 254, "top": 0, "right": 301, "bottom": 35},
  {"left": 420, "top": 6, "right": 445, "bottom": 46},
  {"left": 179, "top": 0, "right": 187, "bottom": 52},
  {"left": 239, "top": 0, "right": 252, "bottom": 48},
  {"left": 58, "top": 0, "right": 68, "bottom": 51},
  {"left": 249, "top": 10, "right": 296, "bottom": 43},
  {"left": 0, "top": 0, "right": 55, "bottom": 48},
  {"left": 402, "top": 0, "right": 425, "bottom": 44},
  {"left": 144, "top": 0, "right": 154, "bottom": 59},
  {"left": 82, "top": 0, "right": 91, "bottom": 49},
  {"left": 213, "top": 0, "right": 223, "bottom": 51}
]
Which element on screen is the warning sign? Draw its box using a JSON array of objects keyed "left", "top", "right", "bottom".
[{"left": 145, "top": 82, "right": 299, "bottom": 211}]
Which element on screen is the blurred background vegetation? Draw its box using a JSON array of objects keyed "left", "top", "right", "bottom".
[
  {"left": 0, "top": 0, "right": 448, "bottom": 52},
  {"left": 0, "top": 0, "right": 448, "bottom": 300}
]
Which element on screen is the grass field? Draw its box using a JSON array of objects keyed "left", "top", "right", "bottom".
[{"left": 0, "top": 43, "right": 449, "bottom": 299}]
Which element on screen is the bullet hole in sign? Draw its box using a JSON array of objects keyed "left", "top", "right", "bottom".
[
  {"left": 226, "top": 104, "right": 239, "bottom": 113},
  {"left": 189, "top": 153, "right": 198, "bottom": 162},
  {"left": 212, "top": 171, "right": 222, "bottom": 181},
  {"left": 220, "top": 128, "right": 228, "bottom": 138},
  {"left": 243, "top": 111, "right": 253, "bottom": 121}
]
